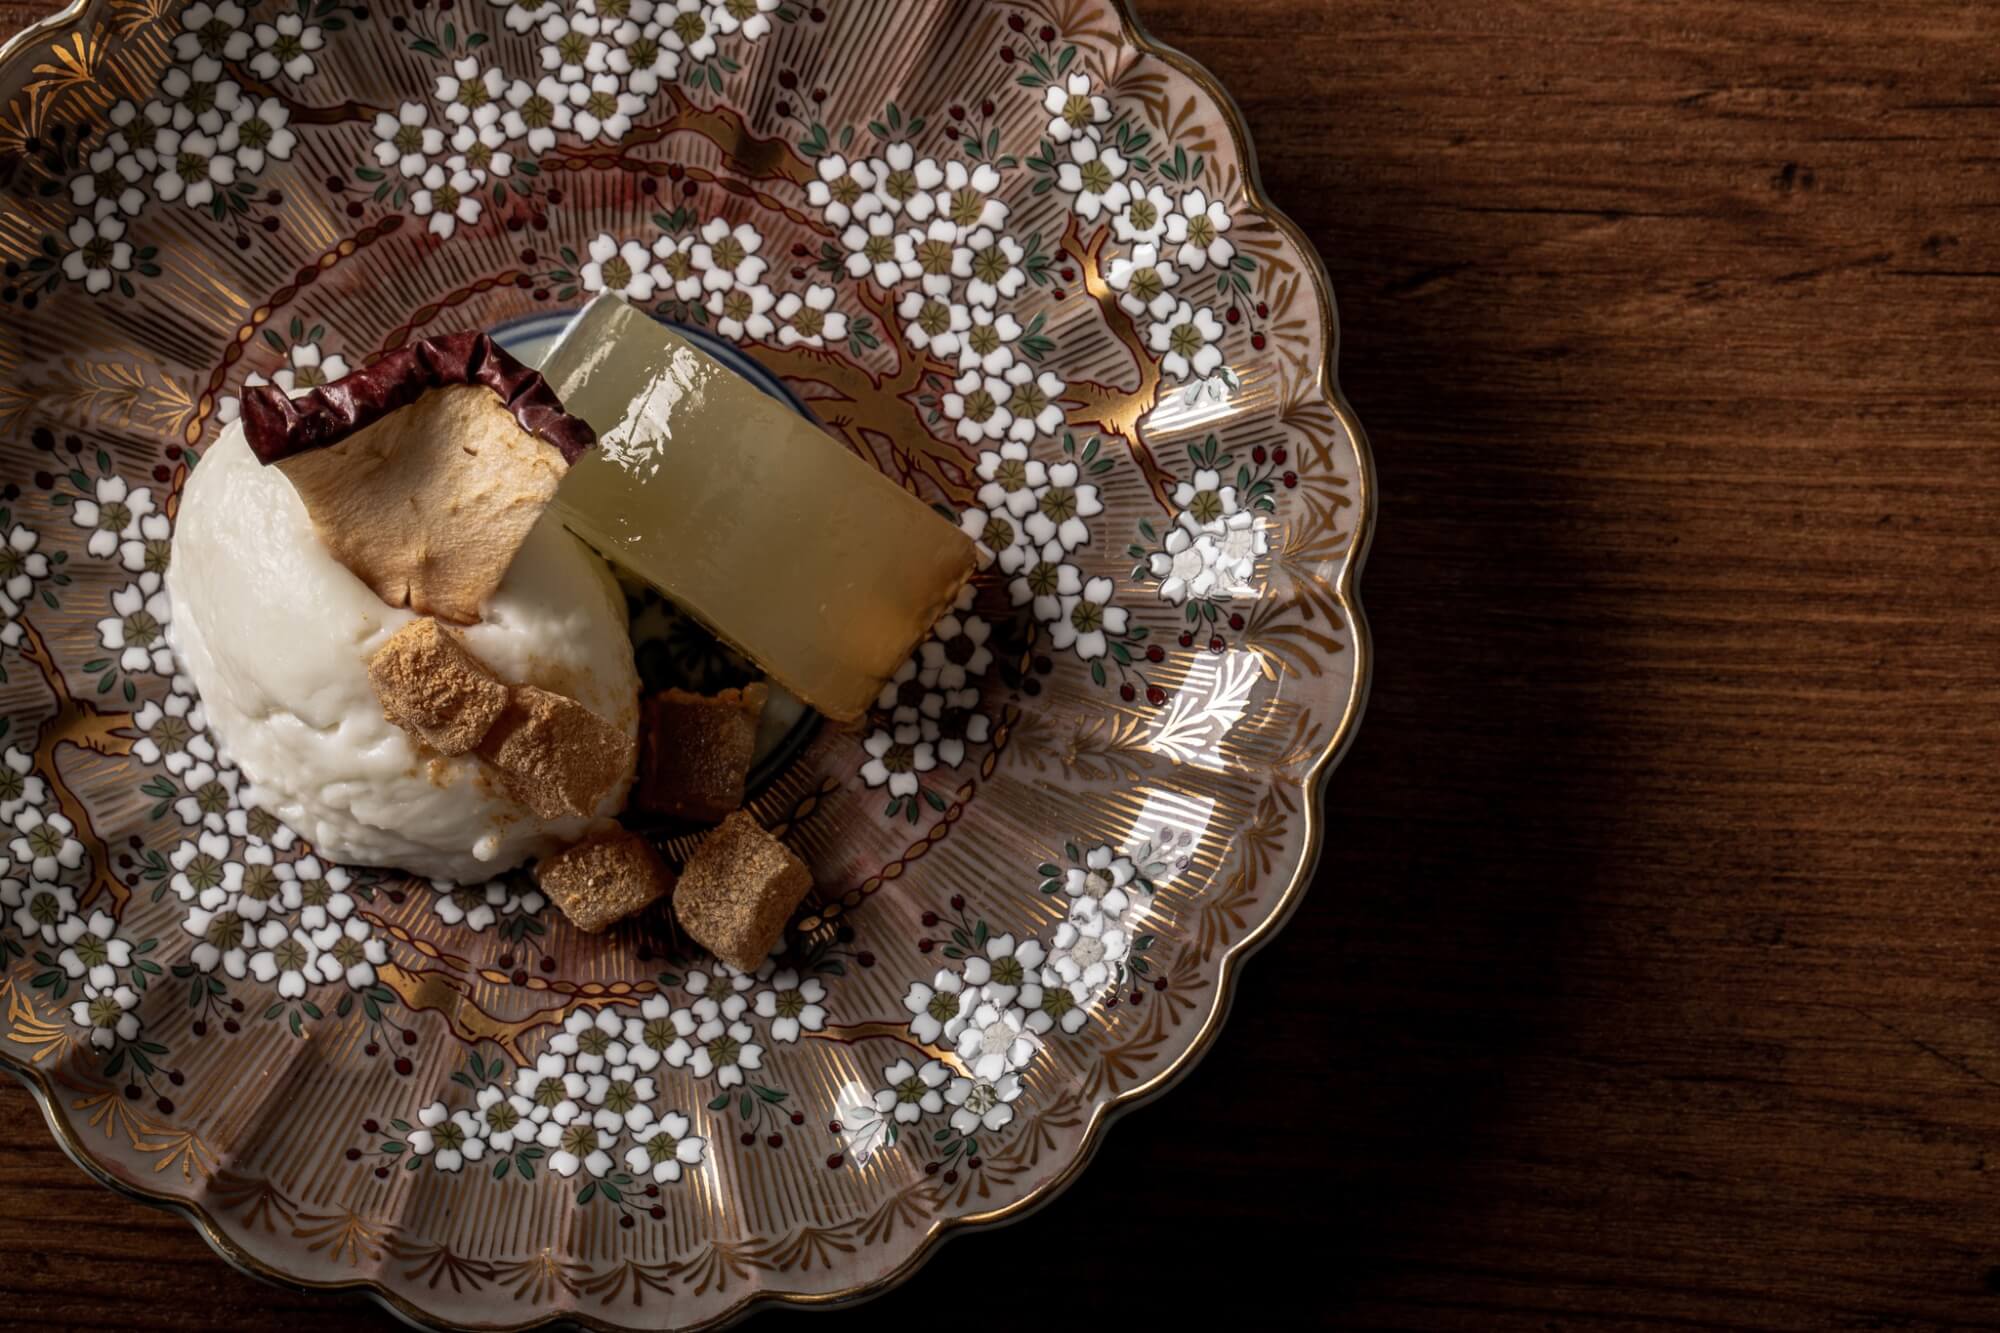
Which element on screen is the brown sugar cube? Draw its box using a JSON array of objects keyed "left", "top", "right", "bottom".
[
  {"left": 673, "top": 811, "right": 813, "bottom": 972},
  {"left": 367, "top": 617, "right": 509, "bottom": 755},
  {"left": 477, "top": 684, "right": 634, "bottom": 820},
  {"left": 536, "top": 829, "right": 673, "bottom": 933},
  {"left": 635, "top": 683, "right": 768, "bottom": 820}
]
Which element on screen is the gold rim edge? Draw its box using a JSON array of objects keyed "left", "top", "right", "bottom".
[{"left": 0, "top": 0, "right": 1378, "bottom": 1326}]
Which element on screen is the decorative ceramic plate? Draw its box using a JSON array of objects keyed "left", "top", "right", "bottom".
[{"left": 0, "top": 0, "right": 1371, "bottom": 1324}]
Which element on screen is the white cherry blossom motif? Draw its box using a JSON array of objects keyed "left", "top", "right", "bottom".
[
  {"left": 538, "top": 8, "right": 613, "bottom": 79},
  {"left": 875, "top": 658, "right": 937, "bottom": 725},
  {"left": 436, "top": 56, "right": 507, "bottom": 126},
  {"left": 942, "top": 369, "right": 1014, "bottom": 444},
  {"left": 581, "top": 233, "right": 659, "bottom": 300},
  {"left": 108, "top": 100, "right": 173, "bottom": 174},
  {"left": 621, "top": 994, "right": 695, "bottom": 1073},
  {"left": 624, "top": 1111, "right": 706, "bottom": 1183},
  {"left": 959, "top": 506, "right": 1026, "bottom": 573},
  {"left": 57, "top": 910, "right": 132, "bottom": 990},
  {"left": 71, "top": 475, "right": 152, "bottom": 558},
  {"left": 1050, "top": 576, "right": 1127, "bottom": 660},
  {"left": 276, "top": 855, "right": 352, "bottom": 928},
  {"left": 429, "top": 879, "right": 509, "bottom": 932},
  {"left": 583, "top": 1062, "right": 657, "bottom": 1136},
  {"left": 409, "top": 1101, "right": 487, "bottom": 1172},
  {"left": 650, "top": 232, "right": 704, "bottom": 300},
  {"left": 662, "top": 0, "right": 719, "bottom": 61},
  {"left": 675, "top": 1014, "right": 762, "bottom": 1087},
  {"left": 0, "top": 746, "right": 45, "bottom": 822},
  {"left": 902, "top": 968, "right": 975, "bottom": 1046},
  {"left": 898, "top": 290, "right": 970, "bottom": 360},
  {"left": 1115, "top": 184, "right": 1177, "bottom": 247},
  {"left": 610, "top": 21, "right": 680, "bottom": 95},
  {"left": 249, "top": 10, "right": 324, "bottom": 82},
  {"left": 153, "top": 124, "right": 233, "bottom": 205},
  {"left": 570, "top": 72, "right": 645, "bottom": 142},
  {"left": 96, "top": 575, "right": 173, "bottom": 674},
  {"left": 1167, "top": 188, "right": 1237, "bottom": 272},
  {"left": 870, "top": 142, "right": 942, "bottom": 220},
  {"left": 842, "top": 211, "right": 906, "bottom": 289},
  {"left": 945, "top": 1072, "right": 1021, "bottom": 1136},
  {"left": 934, "top": 159, "right": 1007, "bottom": 237},
  {"left": 918, "top": 589, "right": 993, "bottom": 689},
  {"left": 955, "top": 227, "right": 1025, "bottom": 308},
  {"left": 172, "top": 760, "right": 238, "bottom": 833},
  {"left": 173, "top": 1, "right": 251, "bottom": 64},
  {"left": 1148, "top": 299, "right": 1226, "bottom": 380},
  {"left": 502, "top": 77, "right": 572, "bottom": 153},
  {"left": 489, "top": 0, "right": 559, "bottom": 35},
  {"left": 11, "top": 808, "right": 81, "bottom": 882},
  {"left": 958, "top": 305, "right": 1021, "bottom": 375},
  {"left": 12, "top": 880, "right": 76, "bottom": 946},
  {"left": 1009, "top": 539, "right": 1082, "bottom": 623},
  {"left": 860, "top": 725, "right": 934, "bottom": 798},
  {"left": 1148, "top": 523, "right": 1223, "bottom": 604},
  {"left": 710, "top": 0, "right": 779, "bottom": 40},
  {"left": 972, "top": 447, "right": 1050, "bottom": 520},
  {"left": 808, "top": 154, "right": 879, "bottom": 230},
  {"left": 540, "top": 1118, "right": 614, "bottom": 1178},
  {"left": 183, "top": 901, "right": 252, "bottom": 977},
  {"left": 902, "top": 217, "right": 964, "bottom": 298},
  {"left": 160, "top": 58, "right": 241, "bottom": 135},
  {"left": 118, "top": 512, "right": 172, "bottom": 579},
  {"left": 311, "top": 917, "right": 387, "bottom": 989},
  {"left": 1001, "top": 365, "right": 1066, "bottom": 443},
  {"left": 684, "top": 962, "right": 759, "bottom": 1010},
  {"left": 248, "top": 920, "right": 320, "bottom": 999},
  {"left": 71, "top": 983, "right": 140, "bottom": 1049},
  {"left": 237, "top": 847, "right": 292, "bottom": 926},
  {"left": 1056, "top": 136, "right": 1130, "bottom": 221},
  {"left": 411, "top": 161, "right": 483, "bottom": 238},
  {"left": 706, "top": 281, "right": 776, "bottom": 341},
  {"left": 1173, "top": 467, "right": 1240, "bottom": 526},
  {"left": 221, "top": 96, "right": 295, "bottom": 174},
  {"left": 1043, "top": 72, "right": 1110, "bottom": 144},
  {"left": 269, "top": 340, "right": 349, "bottom": 394},
  {"left": 1023, "top": 458, "right": 1101, "bottom": 551},
  {"left": 954, "top": 999, "right": 1040, "bottom": 1082},
  {"left": 450, "top": 121, "right": 515, "bottom": 181},
  {"left": 1066, "top": 843, "right": 1137, "bottom": 901},
  {"left": 875, "top": 1056, "right": 947, "bottom": 1124},
  {"left": 1106, "top": 242, "right": 1180, "bottom": 322},
  {"left": 548, "top": 1006, "right": 627, "bottom": 1075},
  {"left": 472, "top": 1083, "right": 537, "bottom": 1153},
  {"left": 59, "top": 214, "right": 131, "bottom": 295},
  {"left": 918, "top": 685, "right": 989, "bottom": 768},
  {"left": 69, "top": 147, "right": 145, "bottom": 220},
  {"left": 773, "top": 285, "right": 847, "bottom": 347},
  {"left": 753, "top": 970, "right": 827, "bottom": 1042},
  {"left": 1209, "top": 510, "right": 1271, "bottom": 588},
  {"left": 515, "top": 1052, "right": 586, "bottom": 1126},
  {"left": 692, "top": 218, "right": 767, "bottom": 291},
  {"left": 374, "top": 102, "right": 442, "bottom": 178},
  {"left": 968, "top": 932, "right": 1046, "bottom": 1009},
  {"left": 168, "top": 830, "right": 240, "bottom": 904}
]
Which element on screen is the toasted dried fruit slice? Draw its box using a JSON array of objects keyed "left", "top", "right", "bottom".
[
  {"left": 635, "top": 683, "right": 768, "bottom": 821},
  {"left": 536, "top": 829, "right": 673, "bottom": 933},
  {"left": 477, "top": 684, "right": 635, "bottom": 820},
  {"left": 367, "top": 617, "right": 509, "bottom": 755},
  {"left": 242, "top": 332, "right": 595, "bottom": 625},
  {"left": 673, "top": 810, "right": 813, "bottom": 972}
]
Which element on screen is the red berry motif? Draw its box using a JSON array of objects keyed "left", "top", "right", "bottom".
[
  {"left": 1146, "top": 644, "right": 1165, "bottom": 662},
  {"left": 1119, "top": 683, "right": 1136, "bottom": 701},
  {"left": 1283, "top": 471, "right": 1298, "bottom": 488},
  {"left": 1178, "top": 631, "right": 1194, "bottom": 647},
  {"left": 1229, "top": 613, "right": 1245, "bottom": 630},
  {"left": 1273, "top": 447, "right": 1287, "bottom": 464},
  {"left": 1209, "top": 636, "right": 1225, "bottom": 652},
  {"left": 1252, "top": 446, "right": 1266, "bottom": 464},
  {"left": 1146, "top": 685, "right": 1168, "bottom": 706}
]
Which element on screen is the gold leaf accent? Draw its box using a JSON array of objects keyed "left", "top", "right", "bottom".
[
  {"left": 0, "top": 357, "right": 196, "bottom": 437},
  {"left": 5, "top": 968, "right": 72, "bottom": 1064},
  {"left": 292, "top": 1209, "right": 385, "bottom": 1266}
]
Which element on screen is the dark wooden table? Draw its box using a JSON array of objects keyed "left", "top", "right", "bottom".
[{"left": 8, "top": 1, "right": 2000, "bottom": 1328}]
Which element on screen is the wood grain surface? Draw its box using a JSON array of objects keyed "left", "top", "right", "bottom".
[{"left": 7, "top": 1, "right": 2000, "bottom": 1328}]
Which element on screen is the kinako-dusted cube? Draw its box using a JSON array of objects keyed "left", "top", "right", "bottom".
[
  {"left": 672, "top": 811, "right": 814, "bottom": 972},
  {"left": 535, "top": 828, "right": 673, "bottom": 933},
  {"left": 367, "top": 617, "right": 510, "bottom": 755},
  {"left": 476, "top": 684, "right": 634, "bottom": 820},
  {"left": 635, "top": 683, "right": 768, "bottom": 820},
  {"left": 541, "top": 295, "right": 975, "bottom": 722}
]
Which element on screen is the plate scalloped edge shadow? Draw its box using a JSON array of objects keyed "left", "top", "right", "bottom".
[{"left": 0, "top": 0, "right": 1376, "bottom": 1326}]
